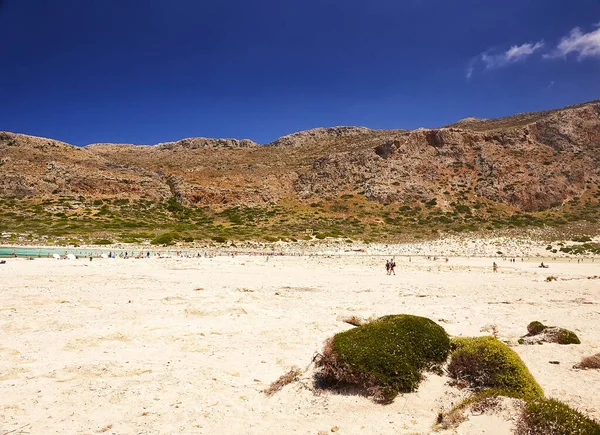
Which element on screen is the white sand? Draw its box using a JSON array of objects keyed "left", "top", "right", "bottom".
[{"left": 1, "top": 249, "right": 599, "bottom": 434}]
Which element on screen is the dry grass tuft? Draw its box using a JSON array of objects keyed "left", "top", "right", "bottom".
[
  {"left": 545, "top": 276, "right": 558, "bottom": 282},
  {"left": 98, "top": 424, "right": 113, "bottom": 433},
  {"left": 264, "top": 367, "right": 303, "bottom": 396},
  {"left": 436, "top": 408, "right": 468, "bottom": 430},
  {"left": 574, "top": 353, "right": 600, "bottom": 370},
  {"left": 341, "top": 315, "right": 365, "bottom": 327},
  {"left": 471, "top": 395, "right": 502, "bottom": 414}
]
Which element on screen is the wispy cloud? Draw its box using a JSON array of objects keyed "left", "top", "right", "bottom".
[
  {"left": 466, "top": 22, "right": 600, "bottom": 80},
  {"left": 481, "top": 41, "right": 545, "bottom": 69},
  {"left": 465, "top": 66, "right": 474, "bottom": 80},
  {"left": 544, "top": 26, "right": 600, "bottom": 60}
]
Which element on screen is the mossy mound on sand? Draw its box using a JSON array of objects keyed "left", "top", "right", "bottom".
[
  {"left": 527, "top": 321, "right": 546, "bottom": 335},
  {"left": 516, "top": 398, "right": 600, "bottom": 435},
  {"left": 521, "top": 323, "right": 581, "bottom": 345},
  {"left": 448, "top": 336, "right": 543, "bottom": 400},
  {"left": 552, "top": 328, "right": 581, "bottom": 345},
  {"left": 315, "top": 314, "right": 450, "bottom": 402}
]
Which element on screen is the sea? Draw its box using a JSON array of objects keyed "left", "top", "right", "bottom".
[{"left": 0, "top": 246, "right": 124, "bottom": 258}]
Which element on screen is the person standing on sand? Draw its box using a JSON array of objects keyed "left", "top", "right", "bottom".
[
  {"left": 493, "top": 262, "right": 498, "bottom": 273},
  {"left": 390, "top": 259, "right": 396, "bottom": 275}
]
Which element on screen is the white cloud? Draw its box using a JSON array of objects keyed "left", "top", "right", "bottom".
[
  {"left": 466, "top": 66, "right": 474, "bottom": 80},
  {"left": 481, "top": 41, "right": 545, "bottom": 69},
  {"left": 544, "top": 26, "right": 600, "bottom": 60}
]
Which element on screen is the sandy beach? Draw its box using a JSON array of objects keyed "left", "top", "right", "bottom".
[{"left": 1, "top": 243, "right": 599, "bottom": 434}]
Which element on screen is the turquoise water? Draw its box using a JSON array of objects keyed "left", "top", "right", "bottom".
[{"left": 0, "top": 246, "right": 121, "bottom": 258}]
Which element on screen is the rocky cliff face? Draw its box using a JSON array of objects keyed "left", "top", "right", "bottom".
[{"left": 1, "top": 100, "right": 599, "bottom": 212}]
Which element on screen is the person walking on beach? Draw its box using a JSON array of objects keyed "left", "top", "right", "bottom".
[
  {"left": 385, "top": 260, "right": 390, "bottom": 275},
  {"left": 493, "top": 262, "right": 498, "bottom": 273},
  {"left": 390, "top": 259, "right": 396, "bottom": 275}
]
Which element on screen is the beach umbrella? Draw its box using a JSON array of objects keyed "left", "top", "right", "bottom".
[
  {"left": 66, "top": 253, "right": 76, "bottom": 260},
  {"left": 52, "top": 253, "right": 61, "bottom": 259},
  {"left": 100, "top": 253, "right": 108, "bottom": 259}
]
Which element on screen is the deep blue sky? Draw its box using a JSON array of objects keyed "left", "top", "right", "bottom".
[{"left": 1, "top": 0, "right": 599, "bottom": 145}]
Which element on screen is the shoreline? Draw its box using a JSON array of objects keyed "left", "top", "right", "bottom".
[{"left": 2, "top": 234, "right": 599, "bottom": 259}]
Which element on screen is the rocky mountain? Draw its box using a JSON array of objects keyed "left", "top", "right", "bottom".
[{"left": 1, "top": 100, "right": 599, "bottom": 214}]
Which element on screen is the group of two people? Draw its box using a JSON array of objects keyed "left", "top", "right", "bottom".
[{"left": 385, "top": 259, "right": 396, "bottom": 275}]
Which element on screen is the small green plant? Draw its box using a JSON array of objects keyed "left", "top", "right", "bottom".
[
  {"left": 527, "top": 321, "right": 546, "bottom": 335},
  {"left": 448, "top": 336, "right": 543, "bottom": 400},
  {"left": 516, "top": 398, "right": 600, "bottom": 435},
  {"left": 314, "top": 315, "right": 450, "bottom": 402}
]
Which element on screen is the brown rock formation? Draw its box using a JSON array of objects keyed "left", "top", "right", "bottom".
[{"left": 1, "top": 100, "right": 599, "bottom": 212}]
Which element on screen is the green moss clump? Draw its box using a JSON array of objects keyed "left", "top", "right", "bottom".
[
  {"left": 316, "top": 315, "right": 450, "bottom": 402},
  {"left": 448, "top": 336, "right": 543, "bottom": 400},
  {"left": 517, "top": 398, "right": 600, "bottom": 435},
  {"left": 527, "top": 321, "right": 546, "bottom": 336},
  {"left": 556, "top": 328, "right": 581, "bottom": 345}
]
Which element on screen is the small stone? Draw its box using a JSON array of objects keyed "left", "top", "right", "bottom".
[{"left": 331, "top": 427, "right": 339, "bottom": 433}]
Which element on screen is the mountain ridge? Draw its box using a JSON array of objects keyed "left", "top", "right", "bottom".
[{"left": 1, "top": 99, "right": 599, "bottom": 243}]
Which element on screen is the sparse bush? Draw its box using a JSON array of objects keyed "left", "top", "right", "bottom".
[
  {"left": 93, "top": 239, "right": 113, "bottom": 245},
  {"left": 515, "top": 398, "right": 600, "bottom": 435},
  {"left": 574, "top": 353, "right": 600, "bottom": 370},
  {"left": 527, "top": 321, "right": 547, "bottom": 335},
  {"left": 314, "top": 315, "right": 450, "bottom": 402},
  {"left": 150, "top": 233, "right": 178, "bottom": 245},
  {"left": 448, "top": 336, "right": 543, "bottom": 400},
  {"left": 573, "top": 236, "right": 593, "bottom": 243}
]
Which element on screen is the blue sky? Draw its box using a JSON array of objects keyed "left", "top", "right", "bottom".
[{"left": 0, "top": 0, "right": 599, "bottom": 145}]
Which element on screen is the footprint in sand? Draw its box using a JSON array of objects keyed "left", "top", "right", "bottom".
[
  {"left": 184, "top": 306, "right": 248, "bottom": 317},
  {"left": 63, "top": 333, "right": 131, "bottom": 352},
  {"left": 162, "top": 296, "right": 188, "bottom": 305},
  {"left": 56, "top": 362, "right": 152, "bottom": 382}
]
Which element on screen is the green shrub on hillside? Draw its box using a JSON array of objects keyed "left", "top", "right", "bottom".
[
  {"left": 516, "top": 398, "right": 600, "bottom": 435},
  {"left": 150, "top": 232, "right": 178, "bottom": 245},
  {"left": 93, "top": 239, "right": 113, "bottom": 245},
  {"left": 448, "top": 336, "right": 543, "bottom": 400},
  {"left": 315, "top": 315, "right": 450, "bottom": 402}
]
